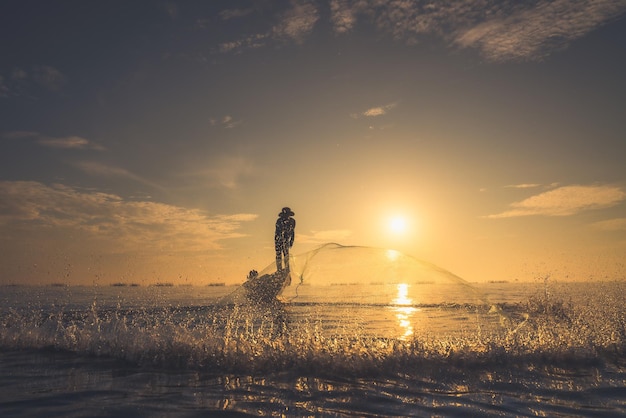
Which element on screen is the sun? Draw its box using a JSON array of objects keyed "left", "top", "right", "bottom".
[{"left": 388, "top": 216, "right": 407, "bottom": 234}]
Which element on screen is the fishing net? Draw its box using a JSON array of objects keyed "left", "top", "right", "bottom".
[{"left": 281, "top": 243, "right": 488, "bottom": 306}]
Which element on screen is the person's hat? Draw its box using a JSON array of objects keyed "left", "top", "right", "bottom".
[{"left": 279, "top": 207, "right": 294, "bottom": 217}]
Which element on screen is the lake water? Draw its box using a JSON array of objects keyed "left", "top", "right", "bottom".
[{"left": 1, "top": 280, "right": 625, "bottom": 417}]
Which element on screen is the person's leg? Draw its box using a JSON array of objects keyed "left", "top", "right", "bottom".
[
  {"left": 275, "top": 242, "right": 283, "bottom": 271},
  {"left": 283, "top": 246, "right": 290, "bottom": 272}
]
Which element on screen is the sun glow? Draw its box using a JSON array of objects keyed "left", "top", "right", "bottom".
[
  {"left": 386, "top": 249, "right": 400, "bottom": 261},
  {"left": 381, "top": 210, "right": 421, "bottom": 248},
  {"left": 389, "top": 216, "right": 407, "bottom": 234}
]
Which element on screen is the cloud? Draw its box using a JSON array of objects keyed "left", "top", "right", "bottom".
[
  {"left": 298, "top": 229, "right": 353, "bottom": 244},
  {"left": 219, "top": 1, "right": 319, "bottom": 53},
  {"left": 181, "top": 155, "right": 254, "bottom": 190},
  {"left": 454, "top": 0, "right": 626, "bottom": 62},
  {"left": 11, "top": 68, "right": 28, "bottom": 80},
  {"left": 219, "top": 7, "right": 255, "bottom": 21},
  {"left": 205, "top": 156, "right": 254, "bottom": 189},
  {"left": 363, "top": 107, "right": 387, "bottom": 117},
  {"left": 592, "top": 218, "right": 626, "bottom": 231},
  {"left": 0, "top": 72, "right": 20, "bottom": 98},
  {"left": 218, "top": 33, "right": 269, "bottom": 53},
  {"left": 327, "top": 0, "right": 626, "bottom": 62},
  {"left": 0, "top": 75, "right": 8, "bottom": 97},
  {"left": 1, "top": 131, "right": 40, "bottom": 140},
  {"left": 330, "top": 0, "right": 357, "bottom": 34},
  {"left": 73, "top": 161, "right": 164, "bottom": 191},
  {"left": 504, "top": 183, "right": 542, "bottom": 189},
  {"left": 32, "top": 65, "right": 66, "bottom": 91},
  {"left": 0, "top": 65, "right": 67, "bottom": 97},
  {"left": 38, "top": 136, "right": 106, "bottom": 151},
  {"left": 219, "top": 213, "right": 258, "bottom": 223},
  {"left": 0, "top": 180, "right": 257, "bottom": 252},
  {"left": 2, "top": 131, "right": 105, "bottom": 150},
  {"left": 486, "top": 185, "right": 626, "bottom": 218},
  {"left": 221, "top": 115, "right": 243, "bottom": 129},
  {"left": 353, "top": 102, "right": 397, "bottom": 118},
  {"left": 272, "top": 1, "right": 320, "bottom": 43},
  {"left": 74, "top": 161, "right": 139, "bottom": 177},
  {"left": 209, "top": 115, "right": 244, "bottom": 129},
  {"left": 329, "top": 1, "right": 495, "bottom": 41}
]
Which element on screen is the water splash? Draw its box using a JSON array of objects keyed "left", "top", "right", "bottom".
[
  {"left": 244, "top": 243, "right": 492, "bottom": 305},
  {"left": 221, "top": 243, "right": 506, "bottom": 337},
  {"left": 1, "top": 258, "right": 624, "bottom": 377}
]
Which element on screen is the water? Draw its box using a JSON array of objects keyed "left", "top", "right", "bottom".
[{"left": 1, "top": 280, "right": 625, "bottom": 417}]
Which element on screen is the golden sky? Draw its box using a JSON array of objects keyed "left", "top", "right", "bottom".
[{"left": 1, "top": 1, "right": 625, "bottom": 285}]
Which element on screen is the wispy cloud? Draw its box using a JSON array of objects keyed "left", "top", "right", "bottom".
[
  {"left": 214, "top": 1, "right": 625, "bottom": 60},
  {"left": 0, "top": 75, "right": 8, "bottom": 98},
  {"left": 12, "top": 68, "right": 27, "bottom": 80},
  {"left": 0, "top": 180, "right": 257, "bottom": 252},
  {"left": 330, "top": 0, "right": 357, "bottom": 34},
  {"left": 206, "top": 156, "right": 253, "bottom": 189},
  {"left": 181, "top": 155, "right": 255, "bottom": 190},
  {"left": 72, "top": 161, "right": 164, "bottom": 191},
  {"left": 39, "top": 136, "right": 105, "bottom": 151},
  {"left": 592, "top": 217, "right": 626, "bottom": 231},
  {"left": 329, "top": 0, "right": 626, "bottom": 61},
  {"left": 219, "top": 7, "right": 255, "bottom": 21},
  {"left": 1, "top": 131, "right": 40, "bottom": 140},
  {"left": 0, "top": 65, "right": 67, "bottom": 97},
  {"left": 298, "top": 229, "right": 353, "bottom": 244},
  {"left": 504, "top": 183, "right": 542, "bottom": 189},
  {"left": 210, "top": 115, "right": 244, "bottom": 129},
  {"left": 218, "top": 33, "right": 269, "bottom": 53},
  {"left": 454, "top": 0, "right": 626, "bottom": 62},
  {"left": 2, "top": 131, "right": 105, "bottom": 150},
  {"left": 353, "top": 102, "right": 397, "bottom": 118},
  {"left": 32, "top": 65, "right": 67, "bottom": 91},
  {"left": 272, "top": 1, "right": 320, "bottom": 44},
  {"left": 217, "top": 1, "right": 319, "bottom": 53},
  {"left": 486, "top": 185, "right": 626, "bottom": 218}
]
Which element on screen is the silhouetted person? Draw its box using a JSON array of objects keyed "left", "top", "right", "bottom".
[{"left": 275, "top": 207, "right": 295, "bottom": 272}]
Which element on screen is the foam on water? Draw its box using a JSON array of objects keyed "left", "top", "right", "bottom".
[
  {"left": 1, "top": 245, "right": 625, "bottom": 415},
  {"left": 0, "top": 282, "right": 624, "bottom": 377}
]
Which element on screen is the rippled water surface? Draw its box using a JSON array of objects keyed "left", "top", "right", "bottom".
[{"left": 1, "top": 281, "right": 625, "bottom": 417}]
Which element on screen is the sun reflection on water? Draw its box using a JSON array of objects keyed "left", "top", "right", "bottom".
[
  {"left": 386, "top": 249, "right": 400, "bottom": 261},
  {"left": 391, "top": 283, "right": 419, "bottom": 340}
]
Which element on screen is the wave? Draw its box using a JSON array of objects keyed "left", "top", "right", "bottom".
[{"left": 1, "top": 286, "right": 624, "bottom": 377}]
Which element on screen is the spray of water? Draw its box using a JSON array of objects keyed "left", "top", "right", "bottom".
[{"left": 0, "top": 245, "right": 624, "bottom": 376}]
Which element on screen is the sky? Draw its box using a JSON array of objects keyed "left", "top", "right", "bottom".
[{"left": 1, "top": 0, "right": 625, "bottom": 285}]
